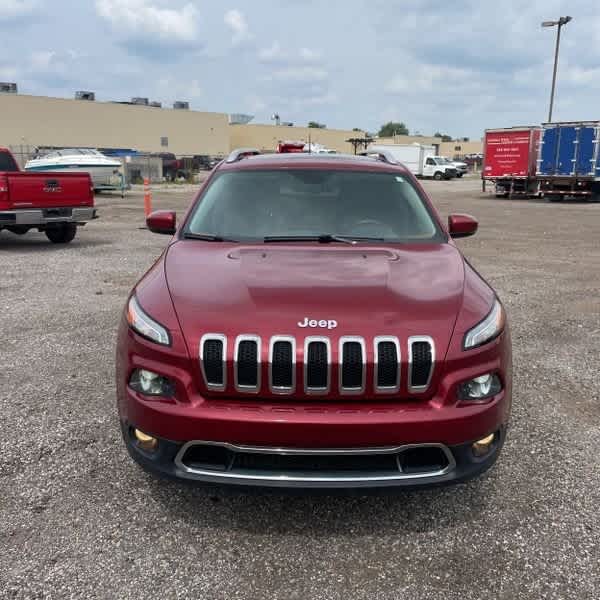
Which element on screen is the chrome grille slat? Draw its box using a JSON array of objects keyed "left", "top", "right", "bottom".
[
  {"left": 304, "top": 337, "right": 331, "bottom": 394},
  {"left": 234, "top": 335, "right": 261, "bottom": 393},
  {"left": 200, "top": 334, "right": 227, "bottom": 391},
  {"left": 408, "top": 336, "right": 435, "bottom": 392},
  {"left": 269, "top": 336, "right": 296, "bottom": 394},
  {"left": 374, "top": 336, "right": 401, "bottom": 393},
  {"left": 339, "top": 336, "right": 366, "bottom": 394}
]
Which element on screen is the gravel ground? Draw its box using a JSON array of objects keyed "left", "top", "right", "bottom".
[{"left": 1, "top": 177, "right": 599, "bottom": 599}]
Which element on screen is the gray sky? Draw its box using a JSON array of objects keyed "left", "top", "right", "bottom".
[{"left": 0, "top": 0, "right": 597, "bottom": 138}]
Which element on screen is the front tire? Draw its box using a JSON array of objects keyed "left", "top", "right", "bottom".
[
  {"left": 45, "top": 223, "right": 77, "bottom": 244},
  {"left": 433, "top": 171, "right": 443, "bottom": 181}
]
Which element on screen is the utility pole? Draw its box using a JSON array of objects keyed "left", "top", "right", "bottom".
[{"left": 542, "top": 16, "right": 573, "bottom": 122}]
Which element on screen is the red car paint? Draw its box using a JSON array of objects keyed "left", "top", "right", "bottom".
[
  {"left": 0, "top": 147, "right": 95, "bottom": 243},
  {"left": 277, "top": 141, "right": 306, "bottom": 153},
  {"left": 117, "top": 153, "right": 512, "bottom": 488}
]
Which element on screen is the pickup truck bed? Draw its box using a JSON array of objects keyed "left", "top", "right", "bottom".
[{"left": 0, "top": 148, "right": 96, "bottom": 243}]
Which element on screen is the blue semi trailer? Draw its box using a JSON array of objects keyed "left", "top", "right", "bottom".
[{"left": 537, "top": 121, "right": 600, "bottom": 201}]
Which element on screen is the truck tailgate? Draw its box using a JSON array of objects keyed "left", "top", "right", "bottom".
[{"left": 5, "top": 172, "right": 93, "bottom": 209}]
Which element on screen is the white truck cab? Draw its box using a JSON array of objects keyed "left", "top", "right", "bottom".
[{"left": 366, "top": 144, "right": 457, "bottom": 180}]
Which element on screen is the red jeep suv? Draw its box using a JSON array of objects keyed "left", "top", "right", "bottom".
[{"left": 116, "top": 150, "right": 511, "bottom": 488}]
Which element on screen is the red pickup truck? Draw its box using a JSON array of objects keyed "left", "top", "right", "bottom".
[{"left": 0, "top": 147, "right": 96, "bottom": 243}]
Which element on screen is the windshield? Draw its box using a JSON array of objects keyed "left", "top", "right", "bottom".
[{"left": 184, "top": 169, "right": 444, "bottom": 243}]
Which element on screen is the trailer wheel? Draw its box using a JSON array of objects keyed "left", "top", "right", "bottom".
[
  {"left": 433, "top": 171, "right": 443, "bottom": 181},
  {"left": 45, "top": 223, "right": 77, "bottom": 244}
]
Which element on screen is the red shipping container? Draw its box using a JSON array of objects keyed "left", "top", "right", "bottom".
[{"left": 483, "top": 127, "right": 540, "bottom": 179}]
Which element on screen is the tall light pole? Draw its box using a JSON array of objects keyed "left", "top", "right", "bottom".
[{"left": 542, "top": 16, "right": 572, "bottom": 122}]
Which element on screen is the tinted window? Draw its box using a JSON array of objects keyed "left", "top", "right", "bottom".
[
  {"left": 426, "top": 158, "right": 435, "bottom": 166},
  {"left": 0, "top": 152, "right": 19, "bottom": 171},
  {"left": 186, "top": 169, "right": 444, "bottom": 243}
]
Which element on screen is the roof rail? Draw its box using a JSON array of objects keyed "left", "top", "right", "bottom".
[
  {"left": 226, "top": 148, "right": 261, "bottom": 163},
  {"left": 359, "top": 149, "right": 399, "bottom": 165}
]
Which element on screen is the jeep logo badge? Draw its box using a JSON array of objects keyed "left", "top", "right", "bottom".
[{"left": 297, "top": 317, "right": 338, "bottom": 330}]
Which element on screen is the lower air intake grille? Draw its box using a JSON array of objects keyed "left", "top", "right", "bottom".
[
  {"left": 236, "top": 339, "right": 259, "bottom": 388},
  {"left": 306, "top": 341, "right": 328, "bottom": 390},
  {"left": 410, "top": 339, "right": 433, "bottom": 390},
  {"left": 377, "top": 341, "right": 399, "bottom": 389},
  {"left": 202, "top": 337, "right": 224, "bottom": 388}
]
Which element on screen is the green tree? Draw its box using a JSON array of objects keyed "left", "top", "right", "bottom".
[
  {"left": 352, "top": 127, "right": 362, "bottom": 132},
  {"left": 308, "top": 121, "right": 326, "bottom": 129},
  {"left": 378, "top": 121, "right": 409, "bottom": 137}
]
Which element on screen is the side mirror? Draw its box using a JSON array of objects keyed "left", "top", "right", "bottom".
[
  {"left": 147, "top": 210, "right": 176, "bottom": 235},
  {"left": 448, "top": 214, "right": 478, "bottom": 238}
]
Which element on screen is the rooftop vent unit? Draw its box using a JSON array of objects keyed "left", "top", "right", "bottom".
[
  {"left": 173, "top": 101, "right": 189, "bottom": 110},
  {"left": 150, "top": 101, "right": 162, "bottom": 108},
  {"left": 229, "top": 113, "right": 255, "bottom": 125},
  {"left": 0, "top": 82, "right": 18, "bottom": 94},
  {"left": 131, "top": 97, "right": 149, "bottom": 106},
  {"left": 75, "top": 91, "right": 95, "bottom": 101}
]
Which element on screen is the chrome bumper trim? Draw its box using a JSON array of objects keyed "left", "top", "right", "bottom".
[
  {"left": 0, "top": 207, "right": 95, "bottom": 225},
  {"left": 174, "top": 440, "right": 456, "bottom": 487}
]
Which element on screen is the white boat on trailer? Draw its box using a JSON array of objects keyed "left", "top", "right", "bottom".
[{"left": 25, "top": 149, "right": 124, "bottom": 191}]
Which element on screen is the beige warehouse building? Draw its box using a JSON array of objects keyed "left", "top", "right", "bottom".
[
  {"left": 0, "top": 92, "right": 481, "bottom": 163},
  {"left": 229, "top": 124, "right": 364, "bottom": 154},
  {"left": 0, "top": 93, "right": 230, "bottom": 157}
]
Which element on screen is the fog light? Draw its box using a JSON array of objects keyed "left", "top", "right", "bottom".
[
  {"left": 129, "top": 369, "right": 175, "bottom": 397},
  {"left": 458, "top": 373, "right": 501, "bottom": 402},
  {"left": 134, "top": 428, "right": 158, "bottom": 452},
  {"left": 472, "top": 433, "right": 495, "bottom": 457}
]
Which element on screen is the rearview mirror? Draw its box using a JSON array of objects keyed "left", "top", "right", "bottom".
[
  {"left": 147, "top": 210, "right": 176, "bottom": 235},
  {"left": 448, "top": 214, "right": 478, "bottom": 238}
]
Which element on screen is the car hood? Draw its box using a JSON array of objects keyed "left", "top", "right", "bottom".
[{"left": 164, "top": 241, "right": 466, "bottom": 356}]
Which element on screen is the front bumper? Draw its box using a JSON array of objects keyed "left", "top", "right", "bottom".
[
  {"left": 121, "top": 421, "right": 506, "bottom": 488},
  {"left": 0, "top": 207, "right": 96, "bottom": 226}
]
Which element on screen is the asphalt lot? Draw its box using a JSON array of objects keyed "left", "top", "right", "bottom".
[{"left": 1, "top": 176, "right": 599, "bottom": 599}]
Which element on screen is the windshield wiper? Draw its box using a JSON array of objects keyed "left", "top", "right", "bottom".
[
  {"left": 264, "top": 234, "right": 383, "bottom": 246},
  {"left": 182, "top": 232, "right": 239, "bottom": 242}
]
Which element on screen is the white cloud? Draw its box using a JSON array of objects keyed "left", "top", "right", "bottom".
[
  {"left": 258, "top": 41, "right": 321, "bottom": 65},
  {"left": 224, "top": 9, "right": 251, "bottom": 45},
  {"left": 156, "top": 76, "right": 202, "bottom": 101},
  {"left": 0, "top": 64, "right": 18, "bottom": 79},
  {"left": 29, "top": 50, "right": 55, "bottom": 70},
  {"left": 386, "top": 64, "right": 472, "bottom": 95},
  {"left": 266, "top": 66, "right": 328, "bottom": 84},
  {"left": 95, "top": 0, "right": 199, "bottom": 42},
  {"left": 0, "top": 0, "right": 36, "bottom": 20}
]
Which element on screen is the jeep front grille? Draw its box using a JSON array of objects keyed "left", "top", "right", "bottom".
[{"left": 199, "top": 334, "right": 435, "bottom": 396}]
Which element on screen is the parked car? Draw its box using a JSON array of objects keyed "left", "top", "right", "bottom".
[
  {"left": 117, "top": 149, "right": 512, "bottom": 489},
  {"left": 443, "top": 157, "right": 468, "bottom": 177},
  {"left": 157, "top": 153, "right": 184, "bottom": 181},
  {"left": 0, "top": 147, "right": 96, "bottom": 243}
]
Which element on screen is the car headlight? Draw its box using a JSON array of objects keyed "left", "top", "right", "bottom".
[
  {"left": 458, "top": 373, "right": 502, "bottom": 402},
  {"left": 127, "top": 295, "right": 170, "bottom": 346},
  {"left": 129, "top": 369, "right": 175, "bottom": 397},
  {"left": 463, "top": 299, "right": 505, "bottom": 350}
]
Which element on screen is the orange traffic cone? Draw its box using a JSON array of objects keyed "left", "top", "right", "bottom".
[{"left": 143, "top": 177, "right": 152, "bottom": 217}]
